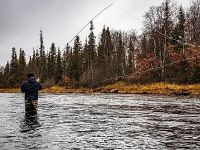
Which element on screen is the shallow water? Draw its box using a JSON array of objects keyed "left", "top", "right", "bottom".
[{"left": 0, "top": 93, "right": 200, "bottom": 149}]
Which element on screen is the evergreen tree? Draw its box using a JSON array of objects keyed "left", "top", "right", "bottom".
[
  {"left": 172, "top": 6, "right": 186, "bottom": 52},
  {"left": 55, "top": 48, "right": 63, "bottom": 83},
  {"left": 47, "top": 42, "right": 57, "bottom": 79},
  {"left": 82, "top": 38, "right": 89, "bottom": 71},
  {"left": 10, "top": 47, "right": 18, "bottom": 85},
  {"left": 3, "top": 61, "right": 10, "bottom": 85},
  {"left": 62, "top": 43, "right": 70, "bottom": 77},
  {"left": 68, "top": 36, "right": 82, "bottom": 81},
  {"left": 105, "top": 27, "right": 114, "bottom": 78},
  {"left": 97, "top": 26, "right": 106, "bottom": 73},
  {"left": 84, "top": 21, "right": 96, "bottom": 82},
  {"left": 35, "top": 48, "right": 40, "bottom": 76},
  {"left": 187, "top": 0, "right": 200, "bottom": 44},
  {"left": 116, "top": 32, "right": 125, "bottom": 76},
  {"left": 18, "top": 48, "right": 26, "bottom": 83},
  {"left": 39, "top": 30, "right": 47, "bottom": 82},
  {"left": 97, "top": 26, "right": 114, "bottom": 80},
  {"left": 27, "top": 56, "right": 32, "bottom": 74}
]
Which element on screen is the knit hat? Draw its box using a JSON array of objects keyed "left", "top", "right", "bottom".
[{"left": 27, "top": 73, "right": 35, "bottom": 78}]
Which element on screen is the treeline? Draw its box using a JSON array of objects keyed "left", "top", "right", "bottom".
[
  {"left": 138, "top": 0, "right": 200, "bottom": 83},
  {"left": 0, "top": 0, "right": 200, "bottom": 87}
]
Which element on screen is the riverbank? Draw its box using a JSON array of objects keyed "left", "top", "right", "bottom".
[{"left": 0, "top": 82, "right": 200, "bottom": 96}]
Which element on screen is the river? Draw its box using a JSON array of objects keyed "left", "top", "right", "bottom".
[{"left": 0, "top": 93, "right": 200, "bottom": 149}]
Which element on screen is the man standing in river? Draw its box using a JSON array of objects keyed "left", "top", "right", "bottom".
[{"left": 21, "top": 73, "right": 42, "bottom": 114}]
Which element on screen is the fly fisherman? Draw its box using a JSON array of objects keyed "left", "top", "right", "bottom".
[{"left": 21, "top": 73, "right": 42, "bottom": 114}]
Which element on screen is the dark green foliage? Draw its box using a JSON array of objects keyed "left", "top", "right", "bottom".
[
  {"left": 62, "top": 43, "right": 70, "bottom": 77},
  {"left": 55, "top": 48, "right": 63, "bottom": 83},
  {"left": 18, "top": 48, "right": 26, "bottom": 83},
  {"left": 47, "top": 42, "right": 57, "bottom": 79},
  {"left": 81, "top": 21, "right": 97, "bottom": 83},
  {"left": 116, "top": 32, "right": 125, "bottom": 76},
  {"left": 68, "top": 36, "right": 82, "bottom": 81},
  {"left": 3, "top": 62, "right": 10, "bottom": 86},
  {"left": 97, "top": 27, "right": 114, "bottom": 79},
  {"left": 171, "top": 6, "right": 186, "bottom": 51},
  {"left": 9, "top": 47, "right": 18, "bottom": 85},
  {"left": 38, "top": 30, "right": 47, "bottom": 82}
]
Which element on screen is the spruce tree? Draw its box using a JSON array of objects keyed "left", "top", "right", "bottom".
[
  {"left": 39, "top": 30, "right": 47, "bottom": 82},
  {"left": 86, "top": 21, "right": 96, "bottom": 82},
  {"left": 10, "top": 47, "right": 18, "bottom": 85},
  {"left": 18, "top": 48, "right": 26, "bottom": 83},
  {"left": 82, "top": 38, "right": 89, "bottom": 71},
  {"left": 35, "top": 48, "right": 40, "bottom": 76},
  {"left": 68, "top": 36, "right": 82, "bottom": 81},
  {"left": 31, "top": 47, "right": 38, "bottom": 75},
  {"left": 172, "top": 6, "right": 186, "bottom": 52},
  {"left": 3, "top": 61, "right": 10, "bottom": 86},
  {"left": 105, "top": 27, "right": 114, "bottom": 78},
  {"left": 47, "top": 42, "right": 57, "bottom": 79},
  {"left": 62, "top": 43, "right": 70, "bottom": 77},
  {"left": 55, "top": 48, "right": 63, "bottom": 83},
  {"left": 27, "top": 56, "right": 32, "bottom": 74},
  {"left": 97, "top": 26, "right": 106, "bottom": 73},
  {"left": 116, "top": 32, "right": 125, "bottom": 76}
]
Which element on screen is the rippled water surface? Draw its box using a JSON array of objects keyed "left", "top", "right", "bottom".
[{"left": 0, "top": 93, "right": 200, "bottom": 149}]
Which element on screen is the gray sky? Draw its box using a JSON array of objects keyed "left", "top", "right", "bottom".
[{"left": 0, "top": 0, "right": 190, "bottom": 65}]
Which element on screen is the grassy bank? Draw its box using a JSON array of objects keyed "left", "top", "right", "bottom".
[
  {"left": 97, "top": 82, "right": 200, "bottom": 95},
  {"left": 1, "top": 82, "right": 200, "bottom": 96}
]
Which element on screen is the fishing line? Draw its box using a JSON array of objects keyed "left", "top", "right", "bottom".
[
  {"left": 62, "top": 2, "right": 114, "bottom": 52},
  {"left": 38, "top": 3, "right": 114, "bottom": 80}
]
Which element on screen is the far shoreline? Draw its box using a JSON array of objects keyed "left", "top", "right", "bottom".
[{"left": 0, "top": 82, "right": 200, "bottom": 96}]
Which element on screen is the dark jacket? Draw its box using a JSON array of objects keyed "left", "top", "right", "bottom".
[{"left": 21, "top": 77, "right": 42, "bottom": 100}]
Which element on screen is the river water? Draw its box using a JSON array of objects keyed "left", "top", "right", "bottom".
[{"left": 0, "top": 93, "right": 200, "bottom": 150}]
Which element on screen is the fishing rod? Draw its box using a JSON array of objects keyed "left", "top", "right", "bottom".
[
  {"left": 38, "top": 3, "right": 114, "bottom": 81},
  {"left": 61, "top": 2, "right": 114, "bottom": 52}
]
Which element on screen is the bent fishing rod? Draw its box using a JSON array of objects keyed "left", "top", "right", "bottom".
[
  {"left": 62, "top": 2, "right": 114, "bottom": 51},
  {"left": 37, "top": 3, "right": 114, "bottom": 81}
]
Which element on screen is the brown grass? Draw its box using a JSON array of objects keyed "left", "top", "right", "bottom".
[
  {"left": 0, "top": 82, "right": 200, "bottom": 96},
  {"left": 99, "top": 82, "right": 200, "bottom": 95}
]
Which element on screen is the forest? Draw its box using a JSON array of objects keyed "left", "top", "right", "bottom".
[{"left": 0, "top": 0, "right": 200, "bottom": 88}]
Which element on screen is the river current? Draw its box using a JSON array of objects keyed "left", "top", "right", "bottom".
[{"left": 0, "top": 93, "right": 199, "bottom": 149}]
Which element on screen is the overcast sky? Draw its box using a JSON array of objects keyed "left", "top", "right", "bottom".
[{"left": 0, "top": 0, "right": 191, "bottom": 65}]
